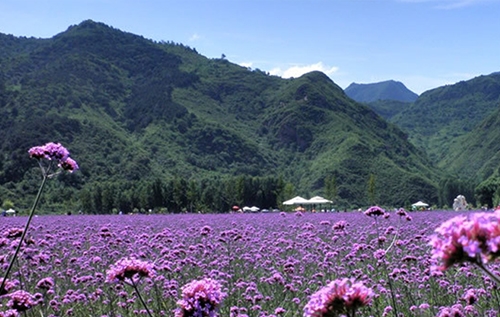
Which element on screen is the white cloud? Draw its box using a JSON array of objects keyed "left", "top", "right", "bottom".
[{"left": 269, "top": 62, "right": 339, "bottom": 79}]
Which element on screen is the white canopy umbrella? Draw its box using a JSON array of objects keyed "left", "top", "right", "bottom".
[
  {"left": 308, "top": 196, "right": 333, "bottom": 204},
  {"left": 250, "top": 206, "right": 260, "bottom": 212},
  {"left": 412, "top": 201, "right": 429, "bottom": 207},
  {"left": 242, "top": 206, "right": 252, "bottom": 211},
  {"left": 283, "top": 196, "right": 309, "bottom": 205},
  {"left": 5, "top": 209, "right": 15, "bottom": 214}
]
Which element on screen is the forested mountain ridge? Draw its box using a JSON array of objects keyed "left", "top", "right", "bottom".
[
  {"left": 390, "top": 73, "right": 500, "bottom": 171},
  {"left": 0, "top": 20, "right": 443, "bottom": 212},
  {"left": 345, "top": 80, "right": 418, "bottom": 103}
]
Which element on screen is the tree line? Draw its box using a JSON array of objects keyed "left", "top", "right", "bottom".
[{"left": 78, "top": 175, "right": 294, "bottom": 214}]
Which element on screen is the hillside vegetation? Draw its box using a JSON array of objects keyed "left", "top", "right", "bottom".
[
  {"left": 345, "top": 80, "right": 418, "bottom": 103},
  {"left": 0, "top": 20, "right": 448, "bottom": 213}
]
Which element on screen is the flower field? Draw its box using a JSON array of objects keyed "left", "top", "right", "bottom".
[{"left": 1, "top": 210, "right": 500, "bottom": 316}]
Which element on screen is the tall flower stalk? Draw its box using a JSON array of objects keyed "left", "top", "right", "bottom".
[
  {"left": 106, "top": 257, "right": 156, "bottom": 317},
  {"left": 0, "top": 142, "right": 78, "bottom": 294},
  {"left": 364, "top": 206, "right": 399, "bottom": 317}
]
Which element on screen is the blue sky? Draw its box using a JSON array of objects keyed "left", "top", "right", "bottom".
[{"left": 1, "top": 0, "right": 499, "bottom": 94}]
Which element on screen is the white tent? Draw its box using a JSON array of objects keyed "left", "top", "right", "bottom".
[
  {"left": 308, "top": 196, "right": 333, "bottom": 204},
  {"left": 412, "top": 201, "right": 429, "bottom": 207},
  {"left": 250, "top": 206, "right": 260, "bottom": 212},
  {"left": 5, "top": 208, "right": 15, "bottom": 214},
  {"left": 282, "top": 196, "right": 310, "bottom": 205}
]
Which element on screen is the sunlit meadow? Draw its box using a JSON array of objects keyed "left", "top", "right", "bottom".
[{"left": 2, "top": 210, "right": 499, "bottom": 316}]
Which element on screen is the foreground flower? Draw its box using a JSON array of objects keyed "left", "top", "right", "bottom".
[
  {"left": 6, "top": 290, "right": 38, "bottom": 312},
  {"left": 303, "top": 278, "right": 374, "bottom": 317},
  {"left": 0, "top": 143, "right": 78, "bottom": 296},
  {"left": 28, "top": 142, "right": 78, "bottom": 174},
  {"left": 29, "top": 142, "right": 69, "bottom": 161},
  {"left": 107, "top": 258, "right": 155, "bottom": 317},
  {"left": 106, "top": 257, "right": 155, "bottom": 282},
  {"left": 175, "top": 278, "right": 226, "bottom": 317},
  {"left": 429, "top": 211, "right": 500, "bottom": 271}
]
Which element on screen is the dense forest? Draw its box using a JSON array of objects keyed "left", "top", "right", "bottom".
[{"left": 0, "top": 20, "right": 499, "bottom": 214}]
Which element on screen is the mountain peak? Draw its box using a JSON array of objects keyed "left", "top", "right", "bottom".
[{"left": 345, "top": 80, "right": 418, "bottom": 103}]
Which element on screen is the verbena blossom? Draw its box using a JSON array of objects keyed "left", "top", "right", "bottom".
[
  {"left": 106, "top": 258, "right": 155, "bottom": 283},
  {"left": 429, "top": 210, "right": 500, "bottom": 270},
  {"left": 364, "top": 206, "right": 386, "bottom": 217},
  {"left": 175, "top": 278, "right": 226, "bottom": 317},
  {"left": 303, "top": 278, "right": 374, "bottom": 317},
  {"left": 6, "top": 290, "right": 38, "bottom": 312},
  {"left": 28, "top": 142, "right": 78, "bottom": 173},
  {"left": 0, "top": 278, "right": 16, "bottom": 295},
  {"left": 36, "top": 277, "right": 55, "bottom": 290},
  {"left": 0, "top": 310, "right": 19, "bottom": 317}
]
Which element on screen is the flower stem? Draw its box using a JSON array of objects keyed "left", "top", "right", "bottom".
[
  {"left": 131, "top": 279, "right": 153, "bottom": 317},
  {"left": 0, "top": 174, "right": 48, "bottom": 293},
  {"left": 475, "top": 261, "right": 500, "bottom": 285}
]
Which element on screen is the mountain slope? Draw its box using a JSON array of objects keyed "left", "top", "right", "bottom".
[
  {"left": 439, "top": 106, "right": 500, "bottom": 181},
  {"left": 391, "top": 73, "right": 500, "bottom": 169},
  {"left": 345, "top": 80, "right": 418, "bottom": 103},
  {"left": 0, "top": 20, "right": 442, "bottom": 210}
]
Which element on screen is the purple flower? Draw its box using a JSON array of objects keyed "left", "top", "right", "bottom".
[
  {"left": 7, "top": 290, "right": 38, "bottom": 312},
  {"left": 0, "top": 278, "right": 17, "bottom": 295},
  {"left": 58, "top": 157, "right": 79, "bottom": 173},
  {"left": 36, "top": 277, "right": 55, "bottom": 290},
  {"left": 430, "top": 211, "right": 500, "bottom": 270},
  {"left": 332, "top": 221, "right": 348, "bottom": 231},
  {"left": 28, "top": 142, "right": 78, "bottom": 173},
  {"left": 0, "top": 310, "right": 20, "bottom": 317},
  {"left": 106, "top": 258, "right": 155, "bottom": 282},
  {"left": 364, "top": 206, "right": 385, "bottom": 217},
  {"left": 175, "top": 278, "right": 226, "bottom": 317},
  {"left": 303, "top": 278, "right": 374, "bottom": 317},
  {"left": 29, "top": 142, "right": 69, "bottom": 161}
]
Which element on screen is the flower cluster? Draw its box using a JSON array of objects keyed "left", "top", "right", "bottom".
[
  {"left": 106, "top": 258, "right": 155, "bottom": 283},
  {"left": 430, "top": 210, "right": 500, "bottom": 271},
  {"left": 0, "top": 278, "right": 16, "bottom": 296},
  {"left": 6, "top": 290, "right": 38, "bottom": 312},
  {"left": 28, "top": 142, "right": 78, "bottom": 173},
  {"left": 303, "top": 278, "right": 374, "bottom": 317},
  {"left": 364, "top": 206, "right": 386, "bottom": 217},
  {"left": 175, "top": 278, "right": 226, "bottom": 317}
]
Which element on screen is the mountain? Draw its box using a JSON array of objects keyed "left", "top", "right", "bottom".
[
  {"left": 390, "top": 72, "right": 500, "bottom": 173},
  {"left": 0, "top": 20, "right": 443, "bottom": 212},
  {"left": 361, "top": 99, "right": 412, "bottom": 121},
  {"left": 345, "top": 80, "right": 419, "bottom": 103}
]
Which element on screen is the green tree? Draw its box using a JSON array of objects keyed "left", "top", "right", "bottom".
[
  {"left": 1, "top": 199, "right": 14, "bottom": 210},
  {"left": 186, "top": 180, "right": 199, "bottom": 213},
  {"left": 368, "top": 173, "right": 376, "bottom": 205},
  {"left": 102, "top": 184, "right": 115, "bottom": 213},
  {"left": 324, "top": 174, "right": 337, "bottom": 202},
  {"left": 79, "top": 188, "right": 93, "bottom": 214},
  {"left": 93, "top": 185, "right": 103, "bottom": 214}
]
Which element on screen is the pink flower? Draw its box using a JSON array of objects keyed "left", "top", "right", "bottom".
[
  {"left": 430, "top": 211, "right": 500, "bottom": 270},
  {"left": 364, "top": 206, "right": 385, "bottom": 217},
  {"left": 36, "top": 277, "right": 55, "bottom": 290},
  {"left": 303, "top": 278, "right": 374, "bottom": 317},
  {"left": 28, "top": 142, "right": 78, "bottom": 173},
  {"left": 7, "top": 290, "right": 38, "bottom": 312},
  {"left": 175, "top": 278, "right": 226, "bottom": 317},
  {"left": 58, "top": 157, "right": 79, "bottom": 173},
  {"left": 29, "top": 142, "right": 69, "bottom": 161},
  {"left": 106, "top": 258, "right": 155, "bottom": 282}
]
